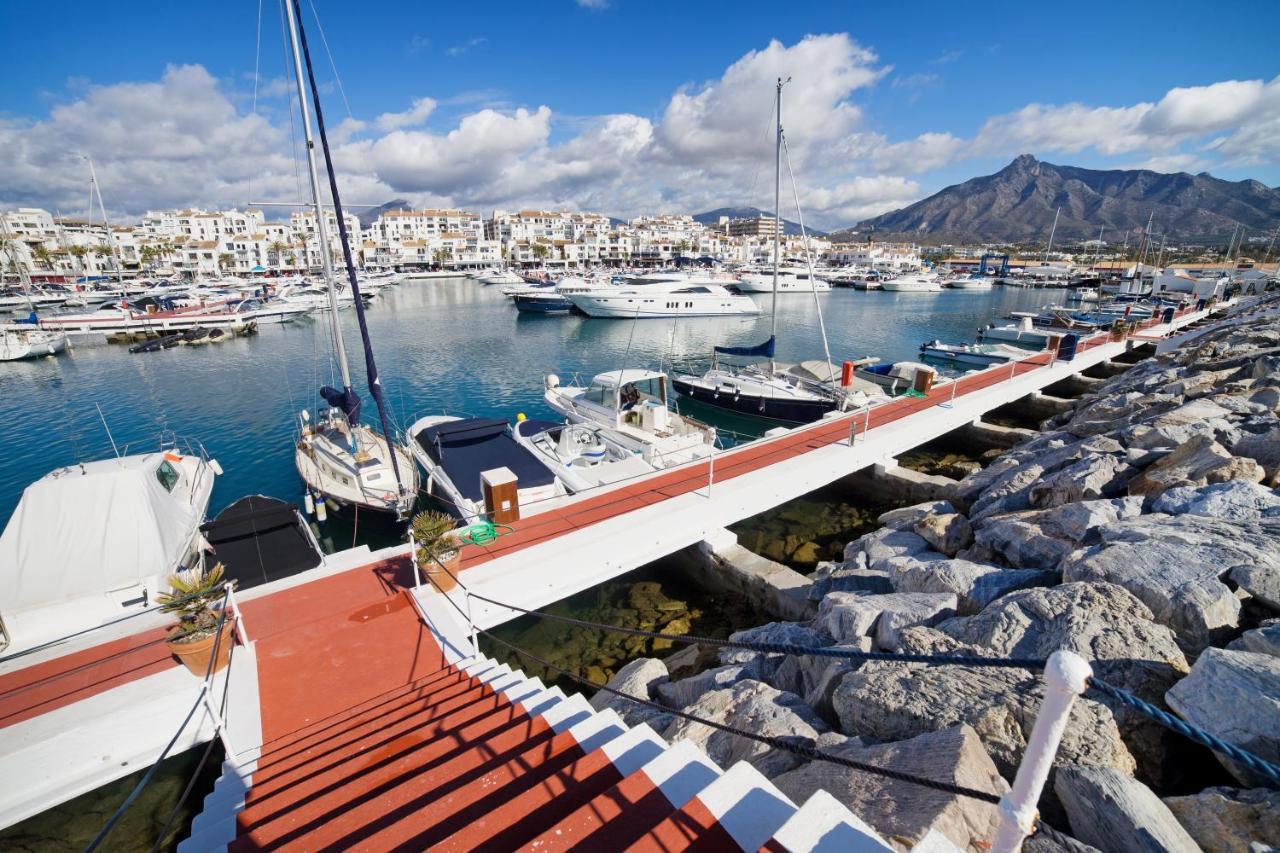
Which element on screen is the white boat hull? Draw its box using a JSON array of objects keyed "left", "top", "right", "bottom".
[
  {"left": 296, "top": 419, "right": 418, "bottom": 518},
  {"left": 0, "top": 329, "right": 68, "bottom": 361},
  {"left": 568, "top": 292, "right": 759, "bottom": 318}
]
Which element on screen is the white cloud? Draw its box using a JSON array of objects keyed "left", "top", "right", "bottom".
[
  {"left": 446, "top": 37, "right": 487, "bottom": 58},
  {"left": 374, "top": 97, "right": 437, "bottom": 131},
  {"left": 576, "top": 0, "right": 609, "bottom": 9}
]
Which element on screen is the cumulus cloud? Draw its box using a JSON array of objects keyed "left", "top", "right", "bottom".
[{"left": 2, "top": 44, "right": 1276, "bottom": 232}]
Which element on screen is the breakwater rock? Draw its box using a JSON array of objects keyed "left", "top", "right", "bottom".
[{"left": 592, "top": 295, "right": 1280, "bottom": 851}]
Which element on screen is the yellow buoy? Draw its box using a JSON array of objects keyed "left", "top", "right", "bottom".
[{"left": 516, "top": 412, "right": 527, "bottom": 422}]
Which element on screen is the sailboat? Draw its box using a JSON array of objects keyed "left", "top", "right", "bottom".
[
  {"left": 672, "top": 79, "right": 876, "bottom": 423},
  {"left": 0, "top": 217, "right": 68, "bottom": 362},
  {"left": 282, "top": 0, "right": 417, "bottom": 519}
]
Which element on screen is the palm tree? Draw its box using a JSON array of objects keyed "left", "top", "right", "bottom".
[
  {"left": 139, "top": 245, "right": 158, "bottom": 271},
  {"left": 267, "top": 240, "right": 288, "bottom": 268},
  {"left": 531, "top": 242, "right": 549, "bottom": 262},
  {"left": 31, "top": 244, "right": 52, "bottom": 270}
]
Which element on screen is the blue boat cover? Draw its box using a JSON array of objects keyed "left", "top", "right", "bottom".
[
  {"left": 514, "top": 419, "right": 562, "bottom": 438},
  {"left": 416, "top": 417, "right": 556, "bottom": 502},
  {"left": 715, "top": 335, "right": 776, "bottom": 358},
  {"left": 320, "top": 385, "right": 362, "bottom": 425}
]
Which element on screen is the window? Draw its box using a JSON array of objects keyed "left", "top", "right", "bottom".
[{"left": 155, "top": 460, "right": 180, "bottom": 492}]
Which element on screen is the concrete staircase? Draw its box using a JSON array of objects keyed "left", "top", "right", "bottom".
[{"left": 179, "top": 653, "right": 913, "bottom": 852}]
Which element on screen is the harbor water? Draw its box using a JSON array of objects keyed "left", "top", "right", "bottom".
[{"left": 0, "top": 280, "right": 1063, "bottom": 533}]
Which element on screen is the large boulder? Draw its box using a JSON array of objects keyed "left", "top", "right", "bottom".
[
  {"left": 1231, "top": 426, "right": 1280, "bottom": 483},
  {"left": 770, "top": 638, "right": 872, "bottom": 723},
  {"left": 913, "top": 512, "right": 974, "bottom": 557},
  {"left": 1231, "top": 563, "right": 1280, "bottom": 612},
  {"left": 655, "top": 663, "right": 758, "bottom": 710},
  {"left": 1152, "top": 480, "right": 1280, "bottom": 521},
  {"left": 973, "top": 497, "right": 1144, "bottom": 571},
  {"left": 1028, "top": 454, "right": 1137, "bottom": 509},
  {"left": 816, "top": 591, "right": 957, "bottom": 650},
  {"left": 1127, "top": 435, "right": 1265, "bottom": 498},
  {"left": 857, "top": 528, "right": 944, "bottom": 573},
  {"left": 1163, "top": 787, "right": 1280, "bottom": 853},
  {"left": 887, "top": 557, "right": 1052, "bottom": 615},
  {"left": 808, "top": 555, "right": 893, "bottom": 600},
  {"left": 833, "top": 662, "right": 1136, "bottom": 800},
  {"left": 662, "top": 679, "right": 827, "bottom": 778},
  {"left": 772, "top": 725, "right": 1007, "bottom": 853},
  {"left": 1060, "top": 515, "right": 1280, "bottom": 650},
  {"left": 1227, "top": 620, "right": 1280, "bottom": 657},
  {"left": 1165, "top": 648, "right": 1280, "bottom": 787},
  {"left": 1054, "top": 765, "right": 1200, "bottom": 853},
  {"left": 878, "top": 500, "right": 956, "bottom": 530},
  {"left": 716, "top": 621, "right": 832, "bottom": 680},
  {"left": 590, "top": 657, "right": 671, "bottom": 729}
]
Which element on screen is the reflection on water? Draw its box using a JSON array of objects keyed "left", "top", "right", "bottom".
[
  {"left": 0, "top": 280, "right": 1063, "bottom": 534},
  {"left": 0, "top": 744, "right": 223, "bottom": 852}
]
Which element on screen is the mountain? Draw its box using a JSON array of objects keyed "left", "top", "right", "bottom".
[
  {"left": 693, "top": 207, "right": 827, "bottom": 237},
  {"left": 837, "top": 155, "right": 1280, "bottom": 244},
  {"left": 357, "top": 199, "right": 410, "bottom": 228}
]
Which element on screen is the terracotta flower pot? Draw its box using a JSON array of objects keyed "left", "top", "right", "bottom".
[
  {"left": 166, "top": 621, "right": 235, "bottom": 677},
  {"left": 419, "top": 548, "right": 461, "bottom": 593}
]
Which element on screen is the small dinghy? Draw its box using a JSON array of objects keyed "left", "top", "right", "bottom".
[
  {"left": 513, "top": 419, "right": 655, "bottom": 493},
  {"left": 129, "top": 333, "right": 183, "bottom": 353}
]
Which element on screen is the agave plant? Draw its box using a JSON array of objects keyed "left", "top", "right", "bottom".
[
  {"left": 410, "top": 510, "right": 460, "bottom": 569},
  {"left": 157, "top": 563, "right": 227, "bottom": 642}
]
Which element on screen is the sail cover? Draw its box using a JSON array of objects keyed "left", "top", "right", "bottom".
[
  {"left": 320, "top": 385, "right": 362, "bottom": 425},
  {"left": 714, "top": 336, "right": 776, "bottom": 358}
]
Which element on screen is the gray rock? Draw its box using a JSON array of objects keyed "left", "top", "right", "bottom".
[
  {"left": 662, "top": 679, "right": 827, "bottom": 778},
  {"left": 1163, "top": 787, "right": 1280, "bottom": 853},
  {"left": 878, "top": 500, "right": 956, "bottom": 530},
  {"left": 834, "top": 662, "right": 1136, "bottom": 790},
  {"left": 655, "top": 662, "right": 757, "bottom": 709},
  {"left": 772, "top": 725, "right": 1007, "bottom": 853},
  {"left": 1230, "top": 564, "right": 1280, "bottom": 611},
  {"left": 1231, "top": 427, "right": 1280, "bottom": 481},
  {"left": 1165, "top": 648, "right": 1280, "bottom": 787},
  {"left": 974, "top": 497, "right": 1147, "bottom": 572},
  {"left": 717, "top": 621, "right": 832, "bottom": 677},
  {"left": 1227, "top": 620, "right": 1280, "bottom": 657},
  {"left": 938, "top": 582, "right": 1189, "bottom": 787},
  {"left": 590, "top": 657, "right": 672, "bottom": 729},
  {"left": 1127, "top": 434, "right": 1265, "bottom": 498},
  {"left": 816, "top": 590, "right": 957, "bottom": 650},
  {"left": 1060, "top": 515, "right": 1280, "bottom": 649},
  {"left": 808, "top": 558, "right": 892, "bottom": 600},
  {"left": 816, "top": 591, "right": 882, "bottom": 641},
  {"left": 1249, "top": 386, "right": 1280, "bottom": 411},
  {"left": 861, "top": 528, "right": 938, "bottom": 572},
  {"left": 1029, "top": 454, "right": 1136, "bottom": 509},
  {"left": 967, "top": 569, "right": 1059, "bottom": 612},
  {"left": 1152, "top": 480, "right": 1280, "bottom": 521},
  {"left": 771, "top": 638, "right": 872, "bottom": 721},
  {"left": 1054, "top": 765, "right": 1200, "bottom": 853},
  {"left": 887, "top": 558, "right": 1051, "bottom": 615},
  {"left": 875, "top": 593, "right": 959, "bottom": 651},
  {"left": 914, "top": 512, "right": 974, "bottom": 557}
]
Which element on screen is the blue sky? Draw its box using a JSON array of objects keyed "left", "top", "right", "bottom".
[{"left": 3, "top": 0, "right": 1278, "bottom": 228}]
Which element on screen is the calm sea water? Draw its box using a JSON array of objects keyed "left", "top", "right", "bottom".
[{"left": 0, "top": 280, "right": 1062, "bottom": 531}]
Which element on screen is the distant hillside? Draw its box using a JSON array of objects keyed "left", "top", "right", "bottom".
[
  {"left": 358, "top": 199, "right": 410, "bottom": 228},
  {"left": 694, "top": 207, "right": 826, "bottom": 237},
  {"left": 835, "top": 155, "right": 1280, "bottom": 244}
]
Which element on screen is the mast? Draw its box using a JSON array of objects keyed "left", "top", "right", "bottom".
[
  {"left": 769, "top": 77, "right": 784, "bottom": 371},
  {"left": 1043, "top": 206, "right": 1060, "bottom": 264},
  {"left": 84, "top": 157, "right": 125, "bottom": 285},
  {"left": 288, "top": 0, "right": 406, "bottom": 496},
  {"left": 0, "top": 216, "right": 38, "bottom": 317},
  {"left": 283, "top": 0, "right": 353, "bottom": 396}
]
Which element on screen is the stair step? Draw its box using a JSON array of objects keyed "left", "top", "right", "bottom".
[
  {"left": 524, "top": 735, "right": 718, "bottom": 851},
  {"left": 642, "top": 761, "right": 797, "bottom": 851},
  {"left": 766, "top": 789, "right": 893, "bottom": 852}
]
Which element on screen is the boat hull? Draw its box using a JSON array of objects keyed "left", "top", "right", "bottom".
[
  {"left": 514, "top": 293, "right": 573, "bottom": 313},
  {"left": 671, "top": 376, "right": 836, "bottom": 423},
  {"left": 568, "top": 293, "right": 759, "bottom": 318}
]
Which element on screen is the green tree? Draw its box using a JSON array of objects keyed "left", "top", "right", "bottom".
[
  {"left": 531, "top": 242, "right": 549, "bottom": 262},
  {"left": 31, "top": 244, "right": 52, "bottom": 270},
  {"left": 267, "top": 240, "right": 288, "bottom": 268}
]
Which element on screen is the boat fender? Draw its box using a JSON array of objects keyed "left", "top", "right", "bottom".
[
  {"left": 304, "top": 491, "right": 315, "bottom": 515},
  {"left": 209, "top": 459, "right": 224, "bottom": 476}
]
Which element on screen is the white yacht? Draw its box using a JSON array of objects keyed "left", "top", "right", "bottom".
[
  {"left": 480, "top": 270, "right": 525, "bottom": 286},
  {"left": 946, "top": 273, "right": 994, "bottom": 290},
  {"left": 0, "top": 326, "right": 67, "bottom": 361},
  {"left": 407, "top": 415, "right": 565, "bottom": 518},
  {"left": 296, "top": 408, "right": 418, "bottom": 517},
  {"left": 513, "top": 418, "right": 656, "bottom": 492},
  {"left": 882, "top": 273, "right": 945, "bottom": 292},
  {"left": 0, "top": 442, "right": 219, "bottom": 653},
  {"left": 544, "top": 369, "right": 716, "bottom": 467},
  {"left": 737, "top": 267, "right": 831, "bottom": 293},
  {"left": 568, "top": 284, "right": 759, "bottom": 318}
]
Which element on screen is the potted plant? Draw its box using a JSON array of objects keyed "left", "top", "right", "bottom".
[
  {"left": 157, "top": 563, "right": 235, "bottom": 676},
  {"left": 412, "top": 510, "right": 462, "bottom": 592}
]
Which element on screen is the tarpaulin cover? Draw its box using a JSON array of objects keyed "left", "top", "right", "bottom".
[
  {"left": 320, "top": 385, "right": 362, "bottom": 425},
  {"left": 715, "top": 335, "right": 776, "bottom": 358},
  {"left": 0, "top": 454, "right": 200, "bottom": 613},
  {"left": 415, "top": 418, "right": 554, "bottom": 501},
  {"left": 201, "top": 495, "right": 322, "bottom": 590}
]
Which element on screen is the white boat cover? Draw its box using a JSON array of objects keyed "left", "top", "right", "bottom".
[{"left": 0, "top": 454, "right": 199, "bottom": 613}]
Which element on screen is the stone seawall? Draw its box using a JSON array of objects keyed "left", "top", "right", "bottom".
[{"left": 592, "top": 295, "right": 1280, "bottom": 852}]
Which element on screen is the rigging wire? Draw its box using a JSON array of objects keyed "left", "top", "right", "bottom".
[
  {"left": 782, "top": 131, "right": 835, "bottom": 382},
  {"left": 276, "top": 0, "right": 304, "bottom": 203},
  {"left": 306, "top": 0, "right": 355, "bottom": 121},
  {"left": 247, "top": 0, "right": 264, "bottom": 205}
]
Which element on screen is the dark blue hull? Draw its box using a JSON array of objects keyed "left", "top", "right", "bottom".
[
  {"left": 671, "top": 377, "right": 836, "bottom": 424},
  {"left": 514, "top": 294, "right": 572, "bottom": 313}
]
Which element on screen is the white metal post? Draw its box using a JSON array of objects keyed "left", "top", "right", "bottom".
[
  {"left": 992, "top": 650, "right": 1093, "bottom": 852},
  {"left": 1009, "top": 360, "right": 1017, "bottom": 383},
  {"left": 226, "top": 585, "right": 249, "bottom": 645},
  {"left": 465, "top": 591, "right": 478, "bottom": 655},
  {"left": 705, "top": 450, "right": 715, "bottom": 498},
  {"left": 411, "top": 536, "right": 422, "bottom": 590},
  {"left": 862, "top": 404, "right": 871, "bottom": 442}
]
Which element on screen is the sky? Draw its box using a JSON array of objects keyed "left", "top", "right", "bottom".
[{"left": 2, "top": 0, "right": 1278, "bottom": 230}]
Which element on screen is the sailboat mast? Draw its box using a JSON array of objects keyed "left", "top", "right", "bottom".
[
  {"left": 284, "top": 0, "right": 353, "bottom": 393},
  {"left": 1043, "top": 206, "right": 1060, "bottom": 263},
  {"left": 0, "top": 216, "right": 38, "bottom": 316},
  {"left": 84, "top": 157, "right": 125, "bottom": 285},
  {"left": 769, "top": 77, "right": 783, "bottom": 369}
]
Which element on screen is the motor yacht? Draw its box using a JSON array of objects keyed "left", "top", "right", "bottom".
[
  {"left": 513, "top": 418, "right": 656, "bottom": 492},
  {"left": 568, "top": 284, "right": 759, "bottom": 318},
  {"left": 737, "top": 266, "right": 831, "bottom": 293},
  {"left": 544, "top": 369, "right": 715, "bottom": 467},
  {"left": 0, "top": 325, "right": 68, "bottom": 361},
  {"left": 882, "top": 273, "right": 945, "bottom": 292}
]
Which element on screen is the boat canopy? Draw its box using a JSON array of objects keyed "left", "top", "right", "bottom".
[
  {"left": 715, "top": 335, "right": 776, "bottom": 358},
  {"left": 0, "top": 454, "right": 201, "bottom": 615},
  {"left": 590, "top": 369, "right": 668, "bottom": 388},
  {"left": 320, "top": 384, "right": 362, "bottom": 425}
]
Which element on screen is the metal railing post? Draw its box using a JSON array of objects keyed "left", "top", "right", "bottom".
[
  {"left": 862, "top": 403, "right": 871, "bottom": 442},
  {"left": 705, "top": 450, "right": 715, "bottom": 498},
  {"left": 992, "top": 650, "right": 1093, "bottom": 852},
  {"left": 1009, "top": 360, "right": 1017, "bottom": 382},
  {"left": 465, "top": 591, "right": 478, "bottom": 655},
  {"left": 226, "top": 584, "right": 249, "bottom": 645},
  {"left": 848, "top": 414, "right": 857, "bottom": 447}
]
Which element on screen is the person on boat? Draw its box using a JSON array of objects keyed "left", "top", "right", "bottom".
[{"left": 620, "top": 383, "right": 641, "bottom": 410}]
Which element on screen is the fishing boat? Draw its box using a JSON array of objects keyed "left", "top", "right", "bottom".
[
  {"left": 736, "top": 266, "right": 831, "bottom": 293},
  {"left": 855, "top": 360, "right": 938, "bottom": 394},
  {"left": 513, "top": 418, "right": 655, "bottom": 492},
  {"left": 920, "top": 339, "right": 1030, "bottom": 366},
  {"left": 978, "top": 316, "right": 1071, "bottom": 348},
  {"left": 282, "top": 0, "right": 418, "bottom": 520},
  {"left": 399, "top": 269, "right": 458, "bottom": 280},
  {"left": 568, "top": 283, "right": 759, "bottom": 318},
  {"left": 544, "top": 369, "right": 715, "bottom": 467},
  {"left": 882, "top": 273, "right": 944, "bottom": 292},
  {"left": 408, "top": 416, "right": 565, "bottom": 518},
  {"left": 0, "top": 439, "right": 220, "bottom": 652}
]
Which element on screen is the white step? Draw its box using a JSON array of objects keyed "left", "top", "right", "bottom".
[
  {"left": 597, "top": 722, "right": 668, "bottom": 778},
  {"left": 636, "top": 738, "right": 723, "bottom": 809},
  {"left": 690, "top": 761, "right": 797, "bottom": 851},
  {"left": 770, "top": 789, "right": 894, "bottom": 852}
]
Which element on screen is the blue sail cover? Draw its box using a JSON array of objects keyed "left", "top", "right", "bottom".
[
  {"left": 714, "top": 336, "right": 776, "bottom": 358},
  {"left": 320, "top": 385, "right": 362, "bottom": 425}
]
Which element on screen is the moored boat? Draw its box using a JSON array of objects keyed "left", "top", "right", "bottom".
[
  {"left": 512, "top": 418, "right": 655, "bottom": 492},
  {"left": 919, "top": 339, "right": 1030, "bottom": 366}
]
